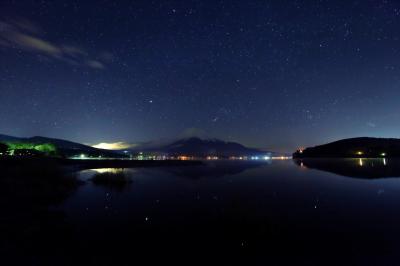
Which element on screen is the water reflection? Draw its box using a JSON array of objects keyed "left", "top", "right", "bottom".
[
  {"left": 294, "top": 158, "right": 400, "bottom": 179},
  {"left": 90, "top": 168, "right": 133, "bottom": 191},
  {"left": 3, "top": 160, "right": 400, "bottom": 265},
  {"left": 0, "top": 162, "right": 82, "bottom": 265},
  {"left": 91, "top": 168, "right": 125, "bottom": 174},
  {"left": 165, "top": 160, "right": 268, "bottom": 179}
]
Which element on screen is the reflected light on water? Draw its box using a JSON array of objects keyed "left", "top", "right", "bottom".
[
  {"left": 300, "top": 161, "right": 307, "bottom": 169},
  {"left": 91, "top": 168, "right": 125, "bottom": 174},
  {"left": 383, "top": 158, "right": 387, "bottom": 166},
  {"left": 359, "top": 158, "right": 363, "bottom": 167}
]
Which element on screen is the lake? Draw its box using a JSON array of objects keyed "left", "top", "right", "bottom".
[{"left": 2, "top": 159, "right": 400, "bottom": 265}]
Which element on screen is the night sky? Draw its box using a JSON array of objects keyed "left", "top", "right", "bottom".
[{"left": 1, "top": 1, "right": 400, "bottom": 152}]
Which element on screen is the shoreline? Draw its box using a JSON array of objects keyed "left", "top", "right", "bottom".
[{"left": 0, "top": 157, "right": 203, "bottom": 170}]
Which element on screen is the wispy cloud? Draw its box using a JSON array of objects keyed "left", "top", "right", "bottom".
[
  {"left": 0, "top": 18, "right": 109, "bottom": 69},
  {"left": 86, "top": 60, "right": 105, "bottom": 69}
]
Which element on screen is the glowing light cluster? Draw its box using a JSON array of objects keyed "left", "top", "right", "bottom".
[
  {"left": 5, "top": 142, "right": 57, "bottom": 155},
  {"left": 92, "top": 142, "right": 132, "bottom": 150}
]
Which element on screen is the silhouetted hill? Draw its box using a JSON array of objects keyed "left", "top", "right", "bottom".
[
  {"left": 0, "top": 134, "right": 125, "bottom": 158},
  {"left": 0, "top": 134, "right": 21, "bottom": 142},
  {"left": 293, "top": 137, "right": 400, "bottom": 158},
  {"left": 0, "top": 135, "right": 273, "bottom": 158},
  {"left": 132, "top": 137, "right": 271, "bottom": 157}
]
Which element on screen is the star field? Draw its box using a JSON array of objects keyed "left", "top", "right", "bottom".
[{"left": 1, "top": 0, "right": 400, "bottom": 152}]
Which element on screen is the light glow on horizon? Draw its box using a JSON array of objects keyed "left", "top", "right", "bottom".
[{"left": 92, "top": 142, "right": 133, "bottom": 150}]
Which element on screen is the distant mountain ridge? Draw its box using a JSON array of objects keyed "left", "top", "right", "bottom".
[
  {"left": 0, "top": 134, "right": 274, "bottom": 158},
  {"left": 0, "top": 134, "right": 125, "bottom": 158},
  {"left": 293, "top": 137, "right": 400, "bottom": 158},
  {"left": 131, "top": 137, "right": 271, "bottom": 157}
]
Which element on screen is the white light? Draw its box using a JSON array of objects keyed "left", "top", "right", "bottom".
[
  {"left": 91, "top": 168, "right": 124, "bottom": 174},
  {"left": 92, "top": 142, "right": 132, "bottom": 150}
]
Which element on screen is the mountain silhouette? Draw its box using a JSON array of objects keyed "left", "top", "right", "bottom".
[
  {"left": 132, "top": 137, "right": 270, "bottom": 157},
  {"left": 293, "top": 137, "right": 400, "bottom": 158},
  {"left": 0, "top": 134, "right": 124, "bottom": 158}
]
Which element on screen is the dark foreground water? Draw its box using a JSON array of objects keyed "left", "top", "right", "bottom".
[{"left": 2, "top": 159, "right": 400, "bottom": 265}]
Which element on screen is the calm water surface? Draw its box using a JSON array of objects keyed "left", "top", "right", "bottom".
[{"left": 3, "top": 159, "right": 400, "bottom": 265}]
